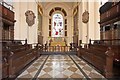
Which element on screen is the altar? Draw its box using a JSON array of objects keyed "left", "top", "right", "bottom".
[{"left": 49, "top": 37, "right": 66, "bottom": 46}]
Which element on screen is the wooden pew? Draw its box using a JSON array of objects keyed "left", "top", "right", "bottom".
[
  {"left": 77, "top": 44, "right": 114, "bottom": 78},
  {"left": 7, "top": 44, "right": 38, "bottom": 78},
  {"left": 79, "top": 47, "right": 106, "bottom": 73},
  {"left": 1, "top": 40, "right": 39, "bottom": 79},
  {"left": 89, "top": 44, "right": 120, "bottom": 64},
  {"left": 0, "top": 42, "right": 9, "bottom": 79}
]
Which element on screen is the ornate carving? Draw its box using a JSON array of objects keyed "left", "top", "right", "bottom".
[
  {"left": 25, "top": 10, "right": 36, "bottom": 26},
  {"left": 82, "top": 10, "right": 89, "bottom": 23}
]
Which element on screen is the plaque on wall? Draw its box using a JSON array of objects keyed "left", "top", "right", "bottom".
[
  {"left": 82, "top": 10, "right": 89, "bottom": 23},
  {"left": 25, "top": 10, "right": 36, "bottom": 26}
]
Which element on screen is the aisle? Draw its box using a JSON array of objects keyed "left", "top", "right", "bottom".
[
  {"left": 17, "top": 54, "right": 105, "bottom": 79},
  {"left": 37, "top": 55, "right": 85, "bottom": 78}
]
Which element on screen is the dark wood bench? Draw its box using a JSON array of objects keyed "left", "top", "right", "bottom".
[
  {"left": 1, "top": 41, "right": 39, "bottom": 79},
  {"left": 79, "top": 47, "right": 106, "bottom": 73},
  {"left": 77, "top": 44, "right": 114, "bottom": 78},
  {"left": 7, "top": 44, "right": 38, "bottom": 78},
  {"left": 89, "top": 44, "right": 120, "bottom": 64}
]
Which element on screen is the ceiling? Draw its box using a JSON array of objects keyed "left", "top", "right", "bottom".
[{"left": 38, "top": 2, "right": 77, "bottom": 9}]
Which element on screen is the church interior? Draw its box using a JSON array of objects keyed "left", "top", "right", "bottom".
[{"left": 0, "top": 0, "right": 120, "bottom": 79}]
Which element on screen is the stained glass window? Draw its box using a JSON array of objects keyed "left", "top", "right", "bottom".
[{"left": 52, "top": 13, "right": 64, "bottom": 37}]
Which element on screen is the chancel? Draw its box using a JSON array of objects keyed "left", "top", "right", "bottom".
[{"left": 0, "top": 0, "right": 120, "bottom": 79}]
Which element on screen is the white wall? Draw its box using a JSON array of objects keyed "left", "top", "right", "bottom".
[
  {"left": 13, "top": 2, "right": 38, "bottom": 44},
  {"left": 79, "top": 1, "right": 88, "bottom": 43},
  {"left": 78, "top": 1, "right": 100, "bottom": 44},
  {"left": 88, "top": 2, "right": 100, "bottom": 41}
]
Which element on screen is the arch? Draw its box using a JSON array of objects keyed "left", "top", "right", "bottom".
[
  {"left": 44, "top": 2, "right": 71, "bottom": 17},
  {"left": 45, "top": 2, "right": 70, "bottom": 12},
  {"left": 49, "top": 7, "right": 67, "bottom": 16}
]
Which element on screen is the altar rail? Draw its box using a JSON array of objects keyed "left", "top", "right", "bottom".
[{"left": 38, "top": 46, "right": 77, "bottom": 52}]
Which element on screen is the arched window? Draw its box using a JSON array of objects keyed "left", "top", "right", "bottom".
[
  {"left": 52, "top": 13, "right": 64, "bottom": 37},
  {"left": 49, "top": 7, "right": 67, "bottom": 37}
]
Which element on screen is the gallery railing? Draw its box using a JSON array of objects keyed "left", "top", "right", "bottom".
[
  {"left": 89, "top": 39, "right": 120, "bottom": 45},
  {"left": 0, "top": 0, "right": 14, "bottom": 11}
]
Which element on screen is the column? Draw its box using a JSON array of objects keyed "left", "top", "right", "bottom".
[{"left": 81, "top": 1, "right": 88, "bottom": 43}]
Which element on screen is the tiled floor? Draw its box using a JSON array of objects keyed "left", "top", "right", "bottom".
[
  {"left": 70, "top": 55, "right": 105, "bottom": 78},
  {"left": 38, "top": 55, "right": 85, "bottom": 78},
  {"left": 17, "top": 54, "right": 105, "bottom": 79},
  {"left": 17, "top": 55, "right": 48, "bottom": 78}
]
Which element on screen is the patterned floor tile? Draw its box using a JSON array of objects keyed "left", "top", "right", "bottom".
[
  {"left": 43, "top": 67, "right": 53, "bottom": 72},
  {"left": 54, "top": 73, "right": 68, "bottom": 78},
  {"left": 68, "top": 66, "right": 78, "bottom": 72},
  {"left": 29, "top": 71, "right": 38, "bottom": 77},
  {"left": 77, "top": 61, "right": 86, "bottom": 66},
  {"left": 17, "top": 54, "right": 106, "bottom": 79},
  {"left": 70, "top": 55, "right": 105, "bottom": 78},
  {"left": 18, "top": 70, "right": 28, "bottom": 77},
  {"left": 37, "top": 55, "right": 85, "bottom": 78},
  {"left": 38, "top": 73, "right": 52, "bottom": 78},
  {"left": 38, "top": 70, "right": 46, "bottom": 77},
  {"left": 45, "top": 63, "right": 53, "bottom": 66},
  {"left": 62, "top": 69, "right": 74, "bottom": 76},
  {"left": 82, "top": 65, "right": 93, "bottom": 72},
  {"left": 75, "top": 70, "right": 84, "bottom": 76},
  {"left": 27, "top": 67, "right": 38, "bottom": 73},
  {"left": 55, "top": 67, "right": 66, "bottom": 72},
  {"left": 89, "top": 72, "right": 103, "bottom": 78},
  {"left": 48, "top": 70, "right": 61, "bottom": 77},
  {"left": 17, "top": 55, "right": 48, "bottom": 78},
  {"left": 70, "top": 73, "right": 84, "bottom": 78},
  {"left": 65, "top": 63, "right": 74, "bottom": 65},
  {"left": 19, "top": 74, "right": 32, "bottom": 78},
  {"left": 32, "top": 62, "right": 41, "bottom": 67}
]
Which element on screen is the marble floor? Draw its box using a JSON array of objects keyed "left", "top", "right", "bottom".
[{"left": 17, "top": 54, "right": 105, "bottom": 79}]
